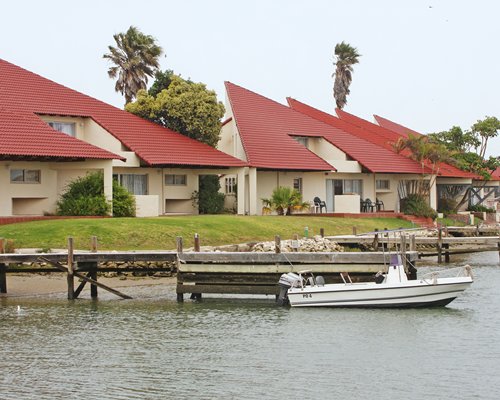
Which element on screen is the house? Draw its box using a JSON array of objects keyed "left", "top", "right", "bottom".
[
  {"left": 0, "top": 59, "right": 246, "bottom": 217},
  {"left": 219, "top": 82, "right": 475, "bottom": 215}
]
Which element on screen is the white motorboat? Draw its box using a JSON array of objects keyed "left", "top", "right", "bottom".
[{"left": 277, "top": 255, "right": 473, "bottom": 308}]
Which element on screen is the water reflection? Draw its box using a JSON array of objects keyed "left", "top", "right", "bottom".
[{"left": 1, "top": 253, "right": 499, "bottom": 399}]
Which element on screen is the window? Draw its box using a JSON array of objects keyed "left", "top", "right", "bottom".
[
  {"left": 343, "top": 179, "right": 363, "bottom": 196},
  {"left": 376, "top": 179, "right": 390, "bottom": 190},
  {"left": 333, "top": 179, "right": 363, "bottom": 196},
  {"left": 293, "top": 178, "right": 303, "bottom": 195},
  {"left": 48, "top": 121, "right": 76, "bottom": 137},
  {"left": 165, "top": 174, "right": 187, "bottom": 186},
  {"left": 225, "top": 177, "right": 236, "bottom": 194},
  {"left": 10, "top": 169, "right": 41, "bottom": 184},
  {"left": 294, "top": 136, "right": 309, "bottom": 148},
  {"left": 113, "top": 174, "right": 148, "bottom": 195}
]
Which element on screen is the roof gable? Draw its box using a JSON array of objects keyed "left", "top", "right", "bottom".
[
  {"left": 0, "top": 59, "right": 246, "bottom": 168},
  {"left": 374, "top": 115, "right": 423, "bottom": 138},
  {"left": 0, "top": 107, "right": 122, "bottom": 161},
  {"left": 335, "top": 109, "right": 476, "bottom": 179},
  {"left": 225, "top": 82, "right": 334, "bottom": 171},
  {"left": 286, "top": 98, "right": 432, "bottom": 174}
]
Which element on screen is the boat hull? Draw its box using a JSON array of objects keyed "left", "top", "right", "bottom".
[{"left": 287, "top": 278, "right": 473, "bottom": 308}]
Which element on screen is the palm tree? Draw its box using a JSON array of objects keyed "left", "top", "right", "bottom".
[
  {"left": 261, "top": 186, "right": 310, "bottom": 215},
  {"left": 103, "top": 26, "right": 163, "bottom": 105},
  {"left": 332, "top": 41, "right": 361, "bottom": 109}
]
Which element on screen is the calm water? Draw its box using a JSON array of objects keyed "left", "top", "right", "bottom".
[{"left": 1, "top": 252, "right": 499, "bottom": 400}]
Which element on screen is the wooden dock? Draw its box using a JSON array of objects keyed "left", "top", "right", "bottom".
[
  {"left": 1, "top": 229, "right": 497, "bottom": 301},
  {"left": 0, "top": 235, "right": 418, "bottom": 301},
  {"left": 327, "top": 231, "right": 500, "bottom": 263},
  {"left": 176, "top": 251, "right": 418, "bottom": 301}
]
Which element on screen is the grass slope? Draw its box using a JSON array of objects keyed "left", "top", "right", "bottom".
[{"left": 0, "top": 215, "right": 413, "bottom": 250}]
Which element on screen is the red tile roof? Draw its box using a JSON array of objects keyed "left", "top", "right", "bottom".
[
  {"left": 335, "top": 109, "right": 477, "bottom": 179},
  {"left": 491, "top": 167, "right": 500, "bottom": 181},
  {"left": 225, "top": 82, "right": 334, "bottom": 171},
  {"left": 374, "top": 114, "right": 423, "bottom": 138},
  {"left": 0, "top": 108, "right": 122, "bottom": 160},
  {"left": 286, "top": 98, "right": 432, "bottom": 174},
  {"left": 0, "top": 59, "right": 245, "bottom": 168}
]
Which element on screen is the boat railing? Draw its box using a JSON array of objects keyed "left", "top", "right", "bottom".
[{"left": 421, "top": 265, "right": 473, "bottom": 284}]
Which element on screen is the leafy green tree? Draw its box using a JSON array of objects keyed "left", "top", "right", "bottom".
[
  {"left": 428, "top": 117, "right": 500, "bottom": 180},
  {"left": 126, "top": 74, "right": 224, "bottom": 147},
  {"left": 261, "top": 186, "right": 310, "bottom": 216},
  {"left": 103, "top": 26, "right": 163, "bottom": 105},
  {"left": 148, "top": 69, "right": 175, "bottom": 97},
  {"left": 471, "top": 116, "right": 500, "bottom": 159},
  {"left": 428, "top": 126, "right": 479, "bottom": 153},
  {"left": 332, "top": 41, "right": 361, "bottom": 110}
]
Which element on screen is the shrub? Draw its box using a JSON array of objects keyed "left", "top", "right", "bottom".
[
  {"left": 467, "top": 204, "right": 495, "bottom": 213},
  {"left": 400, "top": 194, "right": 438, "bottom": 219},
  {"left": 437, "top": 197, "right": 458, "bottom": 215},
  {"left": 192, "top": 175, "right": 225, "bottom": 214},
  {"left": 112, "top": 179, "right": 136, "bottom": 217},
  {"left": 57, "top": 172, "right": 136, "bottom": 217},
  {"left": 261, "top": 186, "right": 310, "bottom": 215}
]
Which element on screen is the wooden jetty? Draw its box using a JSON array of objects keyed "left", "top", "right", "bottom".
[
  {"left": 0, "top": 235, "right": 418, "bottom": 301},
  {"left": 2, "top": 229, "right": 497, "bottom": 301},
  {"left": 328, "top": 229, "right": 500, "bottom": 263}
]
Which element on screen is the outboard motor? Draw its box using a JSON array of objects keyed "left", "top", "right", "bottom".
[{"left": 277, "top": 272, "right": 301, "bottom": 306}]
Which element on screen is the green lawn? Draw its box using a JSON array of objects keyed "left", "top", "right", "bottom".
[{"left": 0, "top": 215, "right": 413, "bottom": 251}]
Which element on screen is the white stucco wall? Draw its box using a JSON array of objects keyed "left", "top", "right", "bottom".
[{"left": 0, "top": 160, "right": 113, "bottom": 216}]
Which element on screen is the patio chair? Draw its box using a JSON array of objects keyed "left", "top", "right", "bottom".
[
  {"left": 313, "top": 197, "right": 327, "bottom": 213},
  {"left": 376, "top": 198, "right": 385, "bottom": 212},
  {"left": 360, "top": 199, "right": 367, "bottom": 213},
  {"left": 364, "top": 198, "right": 376, "bottom": 212}
]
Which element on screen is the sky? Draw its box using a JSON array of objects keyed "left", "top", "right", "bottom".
[{"left": 1, "top": 0, "right": 499, "bottom": 156}]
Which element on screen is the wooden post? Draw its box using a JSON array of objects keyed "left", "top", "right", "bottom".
[
  {"left": 176, "top": 236, "right": 183, "bottom": 302},
  {"left": 0, "top": 262, "right": 6, "bottom": 294},
  {"left": 400, "top": 235, "right": 407, "bottom": 270},
  {"left": 275, "top": 235, "right": 281, "bottom": 253},
  {"left": 67, "top": 237, "right": 75, "bottom": 300},
  {"left": 194, "top": 233, "right": 200, "bottom": 252},
  {"left": 0, "top": 238, "right": 5, "bottom": 293},
  {"left": 176, "top": 236, "right": 183, "bottom": 254},
  {"left": 191, "top": 234, "right": 202, "bottom": 300},
  {"left": 320, "top": 228, "right": 324, "bottom": 238},
  {"left": 373, "top": 229, "right": 379, "bottom": 250},
  {"left": 437, "top": 226, "right": 443, "bottom": 264},
  {"left": 352, "top": 226, "right": 357, "bottom": 235},
  {"left": 407, "top": 234, "right": 418, "bottom": 280},
  {"left": 292, "top": 234, "right": 299, "bottom": 252},
  {"left": 444, "top": 243, "right": 450, "bottom": 263},
  {"left": 409, "top": 234, "right": 416, "bottom": 253},
  {"left": 497, "top": 236, "right": 500, "bottom": 262},
  {"left": 90, "top": 236, "right": 98, "bottom": 298}
]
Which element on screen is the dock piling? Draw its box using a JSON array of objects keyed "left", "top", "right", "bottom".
[
  {"left": 373, "top": 229, "right": 379, "bottom": 250},
  {"left": 437, "top": 227, "right": 443, "bottom": 264},
  {"left": 0, "top": 238, "right": 5, "bottom": 294},
  {"left": 90, "top": 236, "right": 98, "bottom": 298},
  {"left": 67, "top": 237, "right": 75, "bottom": 300},
  {"left": 194, "top": 233, "right": 200, "bottom": 252},
  {"left": 275, "top": 235, "right": 281, "bottom": 253}
]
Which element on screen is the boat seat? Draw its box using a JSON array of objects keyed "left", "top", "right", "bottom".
[
  {"left": 316, "top": 275, "right": 325, "bottom": 286},
  {"left": 340, "top": 272, "right": 352, "bottom": 284}
]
